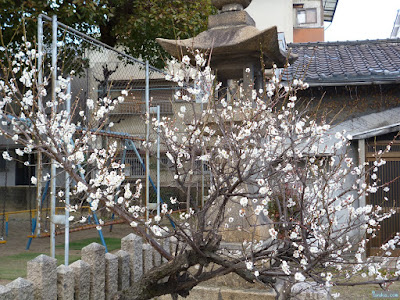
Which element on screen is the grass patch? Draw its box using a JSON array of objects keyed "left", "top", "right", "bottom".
[
  {"left": 56, "top": 237, "right": 121, "bottom": 252},
  {"left": 0, "top": 253, "right": 79, "bottom": 281},
  {"left": 1, "top": 238, "right": 121, "bottom": 282}
]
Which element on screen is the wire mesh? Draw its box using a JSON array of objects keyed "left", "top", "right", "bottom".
[{"left": 38, "top": 15, "right": 196, "bottom": 213}]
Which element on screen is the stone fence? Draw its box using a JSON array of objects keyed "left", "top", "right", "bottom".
[
  {"left": 0, "top": 232, "right": 330, "bottom": 300},
  {"left": 0, "top": 233, "right": 170, "bottom": 300}
]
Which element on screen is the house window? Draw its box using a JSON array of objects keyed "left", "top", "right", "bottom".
[
  {"left": 297, "top": 8, "right": 317, "bottom": 25},
  {"left": 124, "top": 156, "right": 145, "bottom": 178},
  {"left": 195, "top": 160, "right": 210, "bottom": 174},
  {"left": 161, "top": 156, "right": 174, "bottom": 170}
]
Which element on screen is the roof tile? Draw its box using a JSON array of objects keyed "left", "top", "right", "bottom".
[{"left": 286, "top": 39, "right": 400, "bottom": 85}]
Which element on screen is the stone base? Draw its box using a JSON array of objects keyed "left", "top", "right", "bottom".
[
  {"left": 158, "top": 286, "right": 276, "bottom": 300},
  {"left": 208, "top": 11, "right": 255, "bottom": 29},
  {"left": 291, "top": 282, "right": 330, "bottom": 300}
]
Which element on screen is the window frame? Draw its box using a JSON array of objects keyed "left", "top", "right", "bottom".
[{"left": 296, "top": 8, "right": 318, "bottom": 25}]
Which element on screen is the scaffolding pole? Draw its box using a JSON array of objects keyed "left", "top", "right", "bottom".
[
  {"left": 145, "top": 61, "right": 150, "bottom": 221},
  {"left": 36, "top": 14, "right": 43, "bottom": 238},
  {"left": 50, "top": 14, "right": 57, "bottom": 259},
  {"left": 65, "top": 77, "right": 71, "bottom": 266}
]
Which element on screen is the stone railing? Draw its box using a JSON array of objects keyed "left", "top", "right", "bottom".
[{"left": 0, "top": 233, "right": 170, "bottom": 299}]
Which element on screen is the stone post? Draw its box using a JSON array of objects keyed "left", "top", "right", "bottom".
[
  {"left": 69, "top": 260, "right": 91, "bottom": 300},
  {"left": 121, "top": 233, "right": 143, "bottom": 283},
  {"left": 6, "top": 277, "right": 34, "bottom": 300},
  {"left": 115, "top": 250, "right": 130, "bottom": 291},
  {"left": 153, "top": 246, "right": 161, "bottom": 267},
  {"left": 143, "top": 244, "right": 153, "bottom": 272},
  {"left": 57, "top": 265, "right": 74, "bottom": 300},
  {"left": 162, "top": 237, "right": 171, "bottom": 263},
  {"left": 0, "top": 285, "right": 13, "bottom": 300},
  {"left": 81, "top": 242, "right": 106, "bottom": 300},
  {"left": 105, "top": 253, "right": 118, "bottom": 300},
  {"left": 169, "top": 236, "right": 178, "bottom": 256},
  {"left": 27, "top": 254, "right": 57, "bottom": 300}
]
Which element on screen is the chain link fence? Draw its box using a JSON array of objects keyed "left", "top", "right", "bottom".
[{"left": 38, "top": 14, "right": 202, "bottom": 217}]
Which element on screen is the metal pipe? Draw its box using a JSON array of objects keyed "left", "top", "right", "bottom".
[
  {"left": 156, "top": 105, "right": 160, "bottom": 217},
  {"left": 145, "top": 61, "right": 150, "bottom": 221},
  {"left": 36, "top": 14, "right": 43, "bottom": 238},
  {"left": 38, "top": 14, "right": 163, "bottom": 73},
  {"left": 65, "top": 76, "right": 71, "bottom": 266},
  {"left": 75, "top": 127, "right": 144, "bottom": 141},
  {"left": 50, "top": 14, "right": 57, "bottom": 259}
]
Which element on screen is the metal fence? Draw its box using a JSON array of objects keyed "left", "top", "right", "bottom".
[
  {"left": 37, "top": 13, "right": 186, "bottom": 199},
  {"left": 34, "top": 14, "right": 189, "bottom": 258}
]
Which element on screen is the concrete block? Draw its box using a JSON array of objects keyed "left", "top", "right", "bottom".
[
  {"left": 115, "top": 250, "right": 130, "bottom": 291},
  {"left": 27, "top": 254, "right": 57, "bottom": 300},
  {"left": 7, "top": 277, "right": 34, "bottom": 300},
  {"left": 121, "top": 233, "right": 143, "bottom": 283},
  {"left": 81, "top": 242, "right": 106, "bottom": 300},
  {"left": 0, "top": 284, "right": 13, "bottom": 300},
  {"left": 70, "top": 260, "right": 91, "bottom": 300},
  {"left": 57, "top": 265, "right": 74, "bottom": 300},
  {"left": 143, "top": 244, "right": 153, "bottom": 273},
  {"left": 162, "top": 237, "right": 171, "bottom": 263},
  {"left": 105, "top": 253, "right": 118, "bottom": 300}
]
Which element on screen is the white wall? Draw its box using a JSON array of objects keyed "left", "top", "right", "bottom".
[
  {"left": 293, "top": 0, "right": 324, "bottom": 28},
  {"left": 246, "top": 0, "right": 294, "bottom": 43}
]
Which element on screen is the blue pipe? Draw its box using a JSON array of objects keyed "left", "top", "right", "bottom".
[
  {"left": 125, "top": 140, "right": 176, "bottom": 228},
  {"left": 91, "top": 212, "right": 108, "bottom": 252},
  {"left": 76, "top": 167, "right": 108, "bottom": 252},
  {"left": 41, "top": 180, "right": 50, "bottom": 205},
  {"left": 70, "top": 137, "right": 108, "bottom": 252},
  {"left": 110, "top": 144, "right": 129, "bottom": 232},
  {"left": 26, "top": 180, "right": 50, "bottom": 250},
  {"left": 26, "top": 218, "right": 37, "bottom": 250}
]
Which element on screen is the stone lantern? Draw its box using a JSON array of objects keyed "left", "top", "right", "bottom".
[
  {"left": 156, "top": 0, "right": 296, "bottom": 95},
  {"left": 157, "top": 0, "right": 294, "bottom": 242}
]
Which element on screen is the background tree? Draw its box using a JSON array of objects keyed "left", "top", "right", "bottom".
[{"left": 0, "top": 0, "right": 215, "bottom": 67}]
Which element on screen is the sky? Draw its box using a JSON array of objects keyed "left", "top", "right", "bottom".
[{"left": 325, "top": 0, "right": 399, "bottom": 42}]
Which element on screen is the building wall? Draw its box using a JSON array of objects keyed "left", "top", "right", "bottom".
[
  {"left": 293, "top": 0, "right": 324, "bottom": 42},
  {"left": 297, "top": 84, "right": 400, "bottom": 124},
  {"left": 0, "top": 186, "right": 36, "bottom": 211},
  {"left": 293, "top": 28, "right": 324, "bottom": 43},
  {"left": 246, "top": 0, "right": 294, "bottom": 43}
]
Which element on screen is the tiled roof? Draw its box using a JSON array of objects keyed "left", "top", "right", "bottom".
[{"left": 286, "top": 39, "right": 400, "bottom": 86}]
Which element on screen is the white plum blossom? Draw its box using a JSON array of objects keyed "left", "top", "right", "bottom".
[
  {"left": 245, "top": 261, "right": 254, "bottom": 270},
  {"left": 86, "top": 98, "right": 94, "bottom": 109},
  {"left": 0, "top": 40, "right": 396, "bottom": 298},
  {"left": 295, "top": 272, "right": 306, "bottom": 281},
  {"left": 2, "top": 151, "right": 12, "bottom": 161},
  {"left": 269, "top": 228, "right": 278, "bottom": 240},
  {"left": 240, "top": 197, "right": 248, "bottom": 207},
  {"left": 281, "top": 261, "right": 290, "bottom": 275}
]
